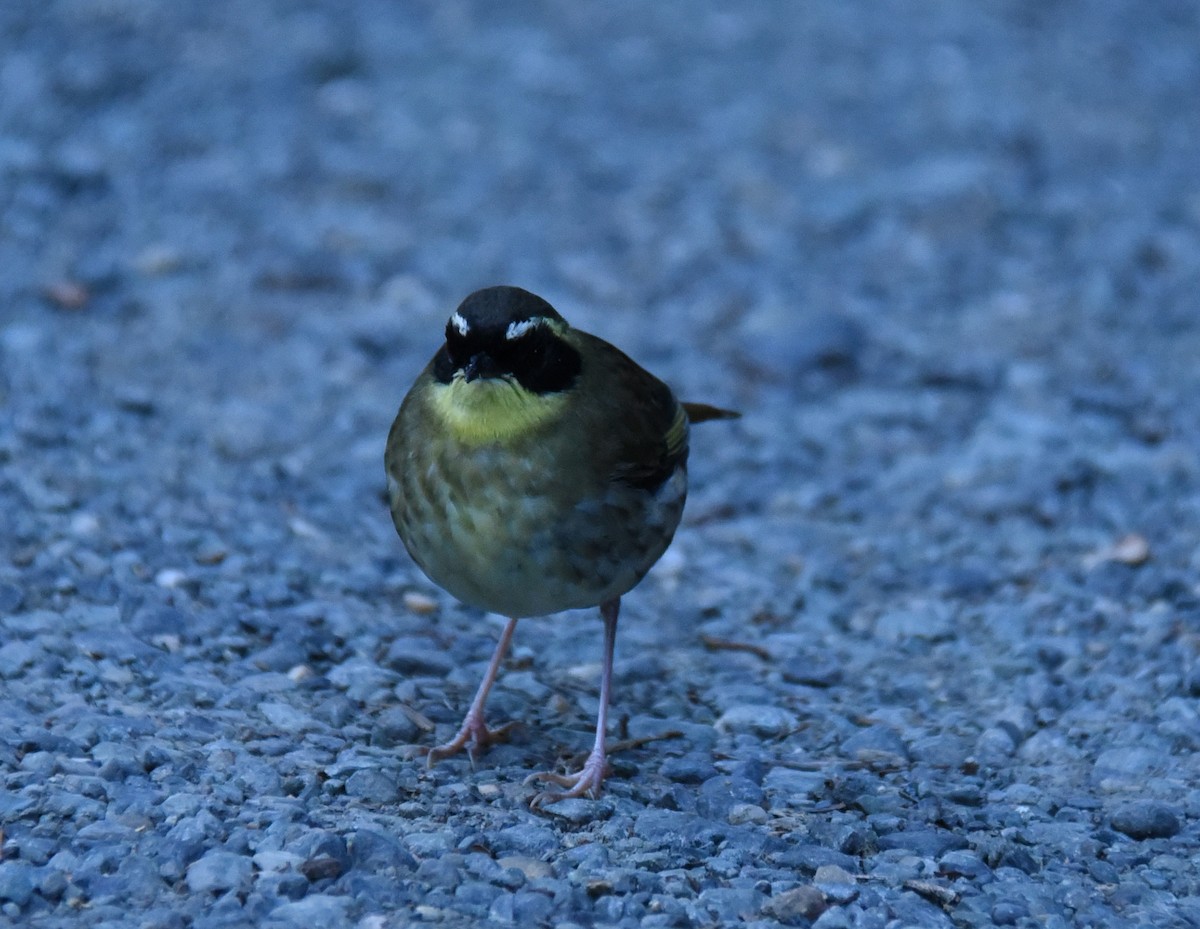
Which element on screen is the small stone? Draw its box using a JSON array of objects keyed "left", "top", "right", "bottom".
[
  {"left": 841, "top": 725, "right": 910, "bottom": 765},
  {"left": 876, "top": 829, "right": 969, "bottom": 858},
  {"left": 542, "top": 798, "right": 608, "bottom": 825},
  {"left": 44, "top": 280, "right": 90, "bottom": 310},
  {"left": 763, "top": 885, "right": 827, "bottom": 922},
  {"left": 814, "top": 864, "right": 860, "bottom": 904},
  {"left": 344, "top": 768, "right": 401, "bottom": 804},
  {"left": 1093, "top": 747, "right": 1162, "bottom": 786},
  {"left": 265, "top": 894, "right": 354, "bottom": 925},
  {"left": 1085, "top": 532, "right": 1151, "bottom": 567},
  {"left": 496, "top": 857, "right": 553, "bottom": 881},
  {"left": 813, "top": 865, "right": 856, "bottom": 885},
  {"left": 260, "top": 702, "right": 316, "bottom": 732},
  {"left": 728, "top": 803, "right": 768, "bottom": 825},
  {"left": 370, "top": 705, "right": 421, "bottom": 747},
  {"left": 991, "top": 901, "right": 1029, "bottom": 925},
  {"left": 0, "top": 861, "right": 35, "bottom": 906},
  {"left": 349, "top": 830, "right": 417, "bottom": 873},
  {"left": 0, "top": 641, "right": 38, "bottom": 678},
  {"left": 714, "top": 704, "right": 794, "bottom": 737},
  {"left": 155, "top": 568, "right": 189, "bottom": 589},
  {"left": 382, "top": 637, "right": 453, "bottom": 676},
  {"left": 976, "top": 725, "right": 1018, "bottom": 761},
  {"left": 938, "top": 850, "right": 991, "bottom": 879},
  {"left": 512, "top": 889, "right": 555, "bottom": 923},
  {"left": 298, "top": 856, "right": 344, "bottom": 882},
  {"left": 289, "top": 832, "right": 352, "bottom": 873},
  {"left": 771, "top": 844, "right": 859, "bottom": 873},
  {"left": 491, "top": 825, "right": 561, "bottom": 858},
  {"left": 253, "top": 851, "right": 304, "bottom": 872},
  {"left": 186, "top": 851, "right": 252, "bottom": 893},
  {"left": 1111, "top": 801, "right": 1182, "bottom": 840},
  {"left": 402, "top": 592, "right": 439, "bottom": 615},
  {"left": 697, "top": 887, "right": 766, "bottom": 922},
  {"left": 455, "top": 880, "right": 501, "bottom": 908},
  {"left": 660, "top": 753, "right": 718, "bottom": 784}
]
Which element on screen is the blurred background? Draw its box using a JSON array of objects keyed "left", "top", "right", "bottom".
[
  {"left": 3, "top": 0, "right": 1198, "bottom": 608},
  {"left": 1, "top": 1, "right": 1200, "bottom": 923}
]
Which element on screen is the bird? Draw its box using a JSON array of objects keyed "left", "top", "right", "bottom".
[{"left": 384, "top": 285, "right": 737, "bottom": 806}]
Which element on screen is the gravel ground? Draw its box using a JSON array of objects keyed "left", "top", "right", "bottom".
[{"left": 3, "top": 1, "right": 1200, "bottom": 927}]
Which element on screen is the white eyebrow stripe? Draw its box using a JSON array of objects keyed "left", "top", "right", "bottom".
[
  {"left": 505, "top": 317, "right": 542, "bottom": 340},
  {"left": 449, "top": 312, "right": 470, "bottom": 336}
]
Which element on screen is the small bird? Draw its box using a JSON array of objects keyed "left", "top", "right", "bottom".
[{"left": 385, "top": 285, "right": 736, "bottom": 805}]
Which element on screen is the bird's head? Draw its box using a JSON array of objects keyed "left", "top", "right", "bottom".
[{"left": 428, "top": 286, "right": 583, "bottom": 441}]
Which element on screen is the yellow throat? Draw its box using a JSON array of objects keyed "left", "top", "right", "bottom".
[{"left": 427, "top": 374, "right": 569, "bottom": 444}]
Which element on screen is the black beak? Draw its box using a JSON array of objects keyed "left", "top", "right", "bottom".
[{"left": 463, "top": 352, "right": 502, "bottom": 382}]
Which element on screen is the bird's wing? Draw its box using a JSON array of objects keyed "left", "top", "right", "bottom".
[{"left": 572, "top": 334, "right": 690, "bottom": 493}]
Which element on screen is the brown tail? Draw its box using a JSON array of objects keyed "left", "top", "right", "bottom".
[{"left": 682, "top": 401, "right": 741, "bottom": 424}]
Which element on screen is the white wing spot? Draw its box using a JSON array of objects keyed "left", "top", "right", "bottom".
[
  {"left": 449, "top": 312, "right": 470, "bottom": 336},
  {"left": 505, "top": 317, "right": 542, "bottom": 340}
]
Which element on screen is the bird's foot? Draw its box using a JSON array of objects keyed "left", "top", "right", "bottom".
[
  {"left": 425, "top": 713, "right": 517, "bottom": 768},
  {"left": 525, "top": 749, "right": 609, "bottom": 808}
]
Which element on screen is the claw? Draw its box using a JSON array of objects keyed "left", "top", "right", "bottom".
[
  {"left": 421, "top": 617, "right": 519, "bottom": 769},
  {"left": 425, "top": 717, "right": 518, "bottom": 768},
  {"left": 526, "top": 749, "right": 609, "bottom": 808}
]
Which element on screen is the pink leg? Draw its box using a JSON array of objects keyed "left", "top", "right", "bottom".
[
  {"left": 528, "top": 598, "right": 619, "bottom": 807},
  {"left": 426, "top": 617, "right": 519, "bottom": 766}
]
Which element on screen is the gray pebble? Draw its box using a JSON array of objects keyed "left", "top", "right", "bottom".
[
  {"left": 185, "top": 851, "right": 252, "bottom": 894},
  {"left": 1110, "top": 801, "right": 1182, "bottom": 840},
  {"left": 1093, "top": 747, "right": 1164, "bottom": 786},
  {"left": 415, "top": 857, "right": 462, "bottom": 888},
  {"left": 542, "top": 797, "right": 609, "bottom": 824},
  {"left": 841, "top": 725, "right": 910, "bottom": 764},
  {"left": 714, "top": 704, "right": 795, "bottom": 737},
  {"left": 264, "top": 893, "right": 354, "bottom": 926},
  {"left": 349, "top": 830, "right": 418, "bottom": 873},
  {"left": 490, "top": 825, "right": 562, "bottom": 858},
  {"left": 812, "top": 908, "right": 854, "bottom": 929},
  {"left": 762, "top": 767, "right": 827, "bottom": 803},
  {"left": 990, "top": 900, "right": 1029, "bottom": 925},
  {"left": 370, "top": 705, "right": 422, "bottom": 747},
  {"left": 0, "top": 861, "right": 34, "bottom": 906},
  {"left": 876, "top": 829, "right": 968, "bottom": 858},
  {"left": 455, "top": 879, "right": 502, "bottom": 909},
  {"left": 938, "top": 850, "right": 992, "bottom": 880},
  {"left": 383, "top": 637, "right": 455, "bottom": 677},
  {"left": 345, "top": 768, "right": 401, "bottom": 803},
  {"left": 697, "top": 886, "right": 766, "bottom": 922},
  {"left": 975, "top": 726, "right": 1018, "bottom": 761},
  {"left": 256, "top": 870, "right": 310, "bottom": 902},
  {"left": 660, "top": 753, "right": 718, "bottom": 784},
  {"left": 287, "top": 831, "right": 351, "bottom": 873},
  {"left": 0, "top": 641, "right": 38, "bottom": 678},
  {"left": 511, "top": 889, "right": 555, "bottom": 923},
  {"left": 771, "top": 844, "right": 859, "bottom": 874},
  {"left": 762, "top": 885, "right": 828, "bottom": 922}
]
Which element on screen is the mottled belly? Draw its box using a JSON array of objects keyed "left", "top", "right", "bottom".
[{"left": 388, "top": 441, "right": 686, "bottom": 618}]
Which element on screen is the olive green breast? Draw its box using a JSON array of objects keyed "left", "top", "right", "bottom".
[{"left": 384, "top": 336, "right": 688, "bottom": 618}]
